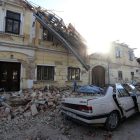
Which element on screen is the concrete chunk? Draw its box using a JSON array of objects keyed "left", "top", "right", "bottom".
[
  {"left": 31, "top": 104, "right": 38, "bottom": 116},
  {"left": 5, "top": 108, "right": 10, "bottom": 115},
  {"left": 48, "top": 102, "right": 54, "bottom": 106},
  {"left": 38, "top": 101, "right": 45, "bottom": 104},
  {"left": 23, "top": 111, "right": 31, "bottom": 117},
  {"left": 7, "top": 114, "right": 11, "bottom": 121},
  {"left": 1, "top": 102, "right": 11, "bottom": 109}
]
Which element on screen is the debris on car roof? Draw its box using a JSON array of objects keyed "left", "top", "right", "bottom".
[{"left": 75, "top": 85, "right": 104, "bottom": 94}]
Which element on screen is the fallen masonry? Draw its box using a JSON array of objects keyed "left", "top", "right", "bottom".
[
  {"left": 0, "top": 85, "right": 88, "bottom": 130},
  {"left": 0, "top": 85, "right": 94, "bottom": 139}
]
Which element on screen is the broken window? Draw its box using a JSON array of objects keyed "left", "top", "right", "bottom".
[
  {"left": 129, "top": 51, "right": 133, "bottom": 61},
  {"left": 5, "top": 11, "right": 20, "bottom": 34},
  {"left": 68, "top": 67, "right": 80, "bottom": 80},
  {"left": 131, "top": 72, "right": 134, "bottom": 79},
  {"left": 43, "top": 28, "right": 53, "bottom": 42},
  {"left": 118, "top": 71, "right": 123, "bottom": 80},
  {"left": 116, "top": 47, "right": 120, "bottom": 57},
  {"left": 37, "top": 66, "right": 54, "bottom": 80}
]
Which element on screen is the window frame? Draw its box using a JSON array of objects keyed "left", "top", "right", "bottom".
[
  {"left": 129, "top": 51, "right": 133, "bottom": 61},
  {"left": 131, "top": 72, "right": 134, "bottom": 80},
  {"left": 43, "top": 27, "right": 53, "bottom": 42},
  {"left": 118, "top": 71, "right": 123, "bottom": 80},
  {"left": 116, "top": 47, "right": 120, "bottom": 58},
  {"left": 5, "top": 10, "right": 21, "bottom": 34},
  {"left": 118, "top": 88, "right": 130, "bottom": 98},
  {"left": 36, "top": 65, "right": 55, "bottom": 81},
  {"left": 67, "top": 67, "right": 81, "bottom": 81}
]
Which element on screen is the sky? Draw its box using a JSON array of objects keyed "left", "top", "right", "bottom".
[{"left": 32, "top": 0, "right": 140, "bottom": 57}]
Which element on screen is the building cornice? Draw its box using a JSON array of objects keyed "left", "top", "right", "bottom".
[
  {"left": 0, "top": 41, "right": 73, "bottom": 56},
  {"left": 0, "top": 0, "right": 23, "bottom": 8},
  {"left": 0, "top": 41, "right": 37, "bottom": 50}
]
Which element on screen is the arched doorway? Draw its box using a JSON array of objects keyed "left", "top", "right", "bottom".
[{"left": 92, "top": 66, "right": 105, "bottom": 88}]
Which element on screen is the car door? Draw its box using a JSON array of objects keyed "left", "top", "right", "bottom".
[
  {"left": 116, "top": 84, "right": 135, "bottom": 118},
  {"left": 127, "top": 83, "right": 140, "bottom": 112}
]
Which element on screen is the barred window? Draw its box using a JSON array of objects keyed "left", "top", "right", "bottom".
[
  {"left": 37, "top": 66, "right": 54, "bottom": 80},
  {"left": 68, "top": 67, "right": 80, "bottom": 80}
]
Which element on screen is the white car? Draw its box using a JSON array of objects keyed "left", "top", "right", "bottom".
[{"left": 60, "top": 83, "right": 140, "bottom": 130}]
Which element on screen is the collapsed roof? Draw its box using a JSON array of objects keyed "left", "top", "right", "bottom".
[{"left": 20, "top": 0, "right": 89, "bottom": 71}]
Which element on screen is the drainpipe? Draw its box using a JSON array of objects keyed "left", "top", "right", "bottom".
[
  {"left": 89, "top": 57, "right": 90, "bottom": 85},
  {"left": 108, "top": 59, "right": 110, "bottom": 86}
]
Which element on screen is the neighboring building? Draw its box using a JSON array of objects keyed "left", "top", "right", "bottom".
[
  {"left": 89, "top": 42, "right": 140, "bottom": 88},
  {"left": 0, "top": 0, "right": 89, "bottom": 92},
  {"left": 109, "top": 42, "right": 140, "bottom": 85}
]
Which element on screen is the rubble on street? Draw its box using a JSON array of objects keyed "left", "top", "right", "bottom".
[
  {"left": 0, "top": 85, "right": 90, "bottom": 139},
  {"left": 0, "top": 86, "right": 75, "bottom": 120}
]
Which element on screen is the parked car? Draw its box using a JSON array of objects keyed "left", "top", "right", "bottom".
[{"left": 60, "top": 83, "right": 140, "bottom": 130}]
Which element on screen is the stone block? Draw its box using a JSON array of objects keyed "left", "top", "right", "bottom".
[
  {"left": 23, "top": 111, "right": 31, "bottom": 117},
  {"left": 1, "top": 102, "right": 11, "bottom": 109},
  {"left": 31, "top": 104, "right": 38, "bottom": 116},
  {"left": 5, "top": 108, "right": 10, "bottom": 115},
  {"left": 48, "top": 102, "right": 54, "bottom": 106}
]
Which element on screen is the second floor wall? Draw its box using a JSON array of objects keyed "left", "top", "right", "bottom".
[
  {"left": 0, "top": 0, "right": 88, "bottom": 66},
  {"left": 0, "top": 0, "right": 35, "bottom": 45},
  {"left": 109, "top": 42, "right": 139, "bottom": 67}
]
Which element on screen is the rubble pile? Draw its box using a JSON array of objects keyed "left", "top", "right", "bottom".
[
  {"left": 0, "top": 85, "right": 87, "bottom": 139},
  {"left": 0, "top": 86, "right": 62, "bottom": 119},
  {"left": 0, "top": 86, "right": 87, "bottom": 122}
]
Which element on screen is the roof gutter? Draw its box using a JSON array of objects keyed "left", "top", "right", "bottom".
[{"left": 34, "top": 14, "right": 89, "bottom": 71}]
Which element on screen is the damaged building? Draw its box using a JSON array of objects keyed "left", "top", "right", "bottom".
[
  {"left": 90, "top": 42, "right": 140, "bottom": 87},
  {"left": 0, "top": 0, "right": 89, "bottom": 92},
  {"left": 0, "top": 0, "right": 140, "bottom": 92}
]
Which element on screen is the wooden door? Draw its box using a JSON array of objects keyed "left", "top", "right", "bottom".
[
  {"left": 92, "top": 66, "right": 105, "bottom": 88},
  {"left": 0, "top": 62, "right": 20, "bottom": 91}
]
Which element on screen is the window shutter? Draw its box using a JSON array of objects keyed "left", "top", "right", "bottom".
[{"left": 120, "top": 51, "right": 124, "bottom": 57}]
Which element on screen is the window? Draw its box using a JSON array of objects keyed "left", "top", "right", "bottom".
[
  {"left": 43, "top": 28, "right": 53, "bottom": 42},
  {"left": 68, "top": 67, "right": 80, "bottom": 80},
  {"left": 129, "top": 84, "right": 140, "bottom": 96},
  {"left": 118, "top": 89, "right": 130, "bottom": 97},
  {"left": 118, "top": 71, "right": 123, "bottom": 80},
  {"left": 116, "top": 47, "right": 120, "bottom": 57},
  {"left": 129, "top": 51, "right": 133, "bottom": 61},
  {"left": 131, "top": 72, "right": 134, "bottom": 79},
  {"left": 37, "top": 66, "right": 54, "bottom": 80},
  {"left": 5, "top": 11, "right": 20, "bottom": 34}
]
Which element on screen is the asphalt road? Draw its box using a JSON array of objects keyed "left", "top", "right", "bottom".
[{"left": 1, "top": 113, "right": 140, "bottom": 140}]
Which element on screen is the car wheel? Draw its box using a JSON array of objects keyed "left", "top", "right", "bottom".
[{"left": 104, "top": 111, "right": 119, "bottom": 131}]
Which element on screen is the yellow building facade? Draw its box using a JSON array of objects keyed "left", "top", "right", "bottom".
[{"left": 0, "top": 0, "right": 89, "bottom": 91}]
